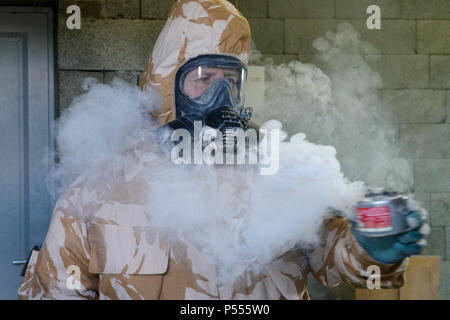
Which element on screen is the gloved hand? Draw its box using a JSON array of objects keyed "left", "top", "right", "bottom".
[{"left": 352, "top": 209, "right": 430, "bottom": 264}]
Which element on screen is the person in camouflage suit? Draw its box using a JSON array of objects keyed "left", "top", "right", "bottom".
[{"left": 18, "top": 0, "right": 424, "bottom": 300}]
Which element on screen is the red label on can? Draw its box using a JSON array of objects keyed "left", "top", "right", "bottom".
[{"left": 356, "top": 206, "right": 392, "bottom": 231}]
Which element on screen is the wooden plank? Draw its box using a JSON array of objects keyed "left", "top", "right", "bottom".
[
  {"left": 356, "top": 288, "right": 399, "bottom": 300},
  {"left": 355, "top": 256, "right": 440, "bottom": 300},
  {"left": 399, "top": 256, "right": 440, "bottom": 300}
]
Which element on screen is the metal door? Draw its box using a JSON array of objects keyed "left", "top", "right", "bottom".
[{"left": 0, "top": 7, "right": 54, "bottom": 299}]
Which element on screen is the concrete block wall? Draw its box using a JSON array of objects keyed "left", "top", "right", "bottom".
[
  {"left": 57, "top": 0, "right": 449, "bottom": 299},
  {"left": 57, "top": 0, "right": 171, "bottom": 114}
]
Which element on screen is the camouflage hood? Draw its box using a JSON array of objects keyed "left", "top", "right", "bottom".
[{"left": 140, "top": 0, "right": 251, "bottom": 125}]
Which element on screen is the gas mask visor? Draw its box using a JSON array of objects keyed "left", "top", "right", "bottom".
[{"left": 175, "top": 54, "right": 248, "bottom": 118}]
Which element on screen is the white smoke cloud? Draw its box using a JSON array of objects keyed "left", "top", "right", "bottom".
[
  {"left": 53, "top": 77, "right": 161, "bottom": 197},
  {"left": 53, "top": 75, "right": 365, "bottom": 284},
  {"left": 144, "top": 126, "right": 364, "bottom": 284},
  {"left": 253, "top": 23, "right": 413, "bottom": 192}
]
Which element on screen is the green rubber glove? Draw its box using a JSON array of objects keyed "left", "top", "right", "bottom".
[{"left": 352, "top": 210, "right": 429, "bottom": 264}]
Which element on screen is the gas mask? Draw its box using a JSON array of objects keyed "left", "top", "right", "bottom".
[{"left": 158, "top": 54, "right": 259, "bottom": 150}]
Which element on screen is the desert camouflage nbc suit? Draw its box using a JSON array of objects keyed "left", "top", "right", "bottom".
[{"left": 18, "top": 0, "right": 408, "bottom": 300}]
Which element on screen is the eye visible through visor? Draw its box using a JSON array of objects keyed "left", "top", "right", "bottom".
[{"left": 182, "top": 65, "right": 247, "bottom": 105}]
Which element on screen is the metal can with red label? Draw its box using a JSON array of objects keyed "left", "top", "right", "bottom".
[{"left": 354, "top": 189, "right": 412, "bottom": 237}]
